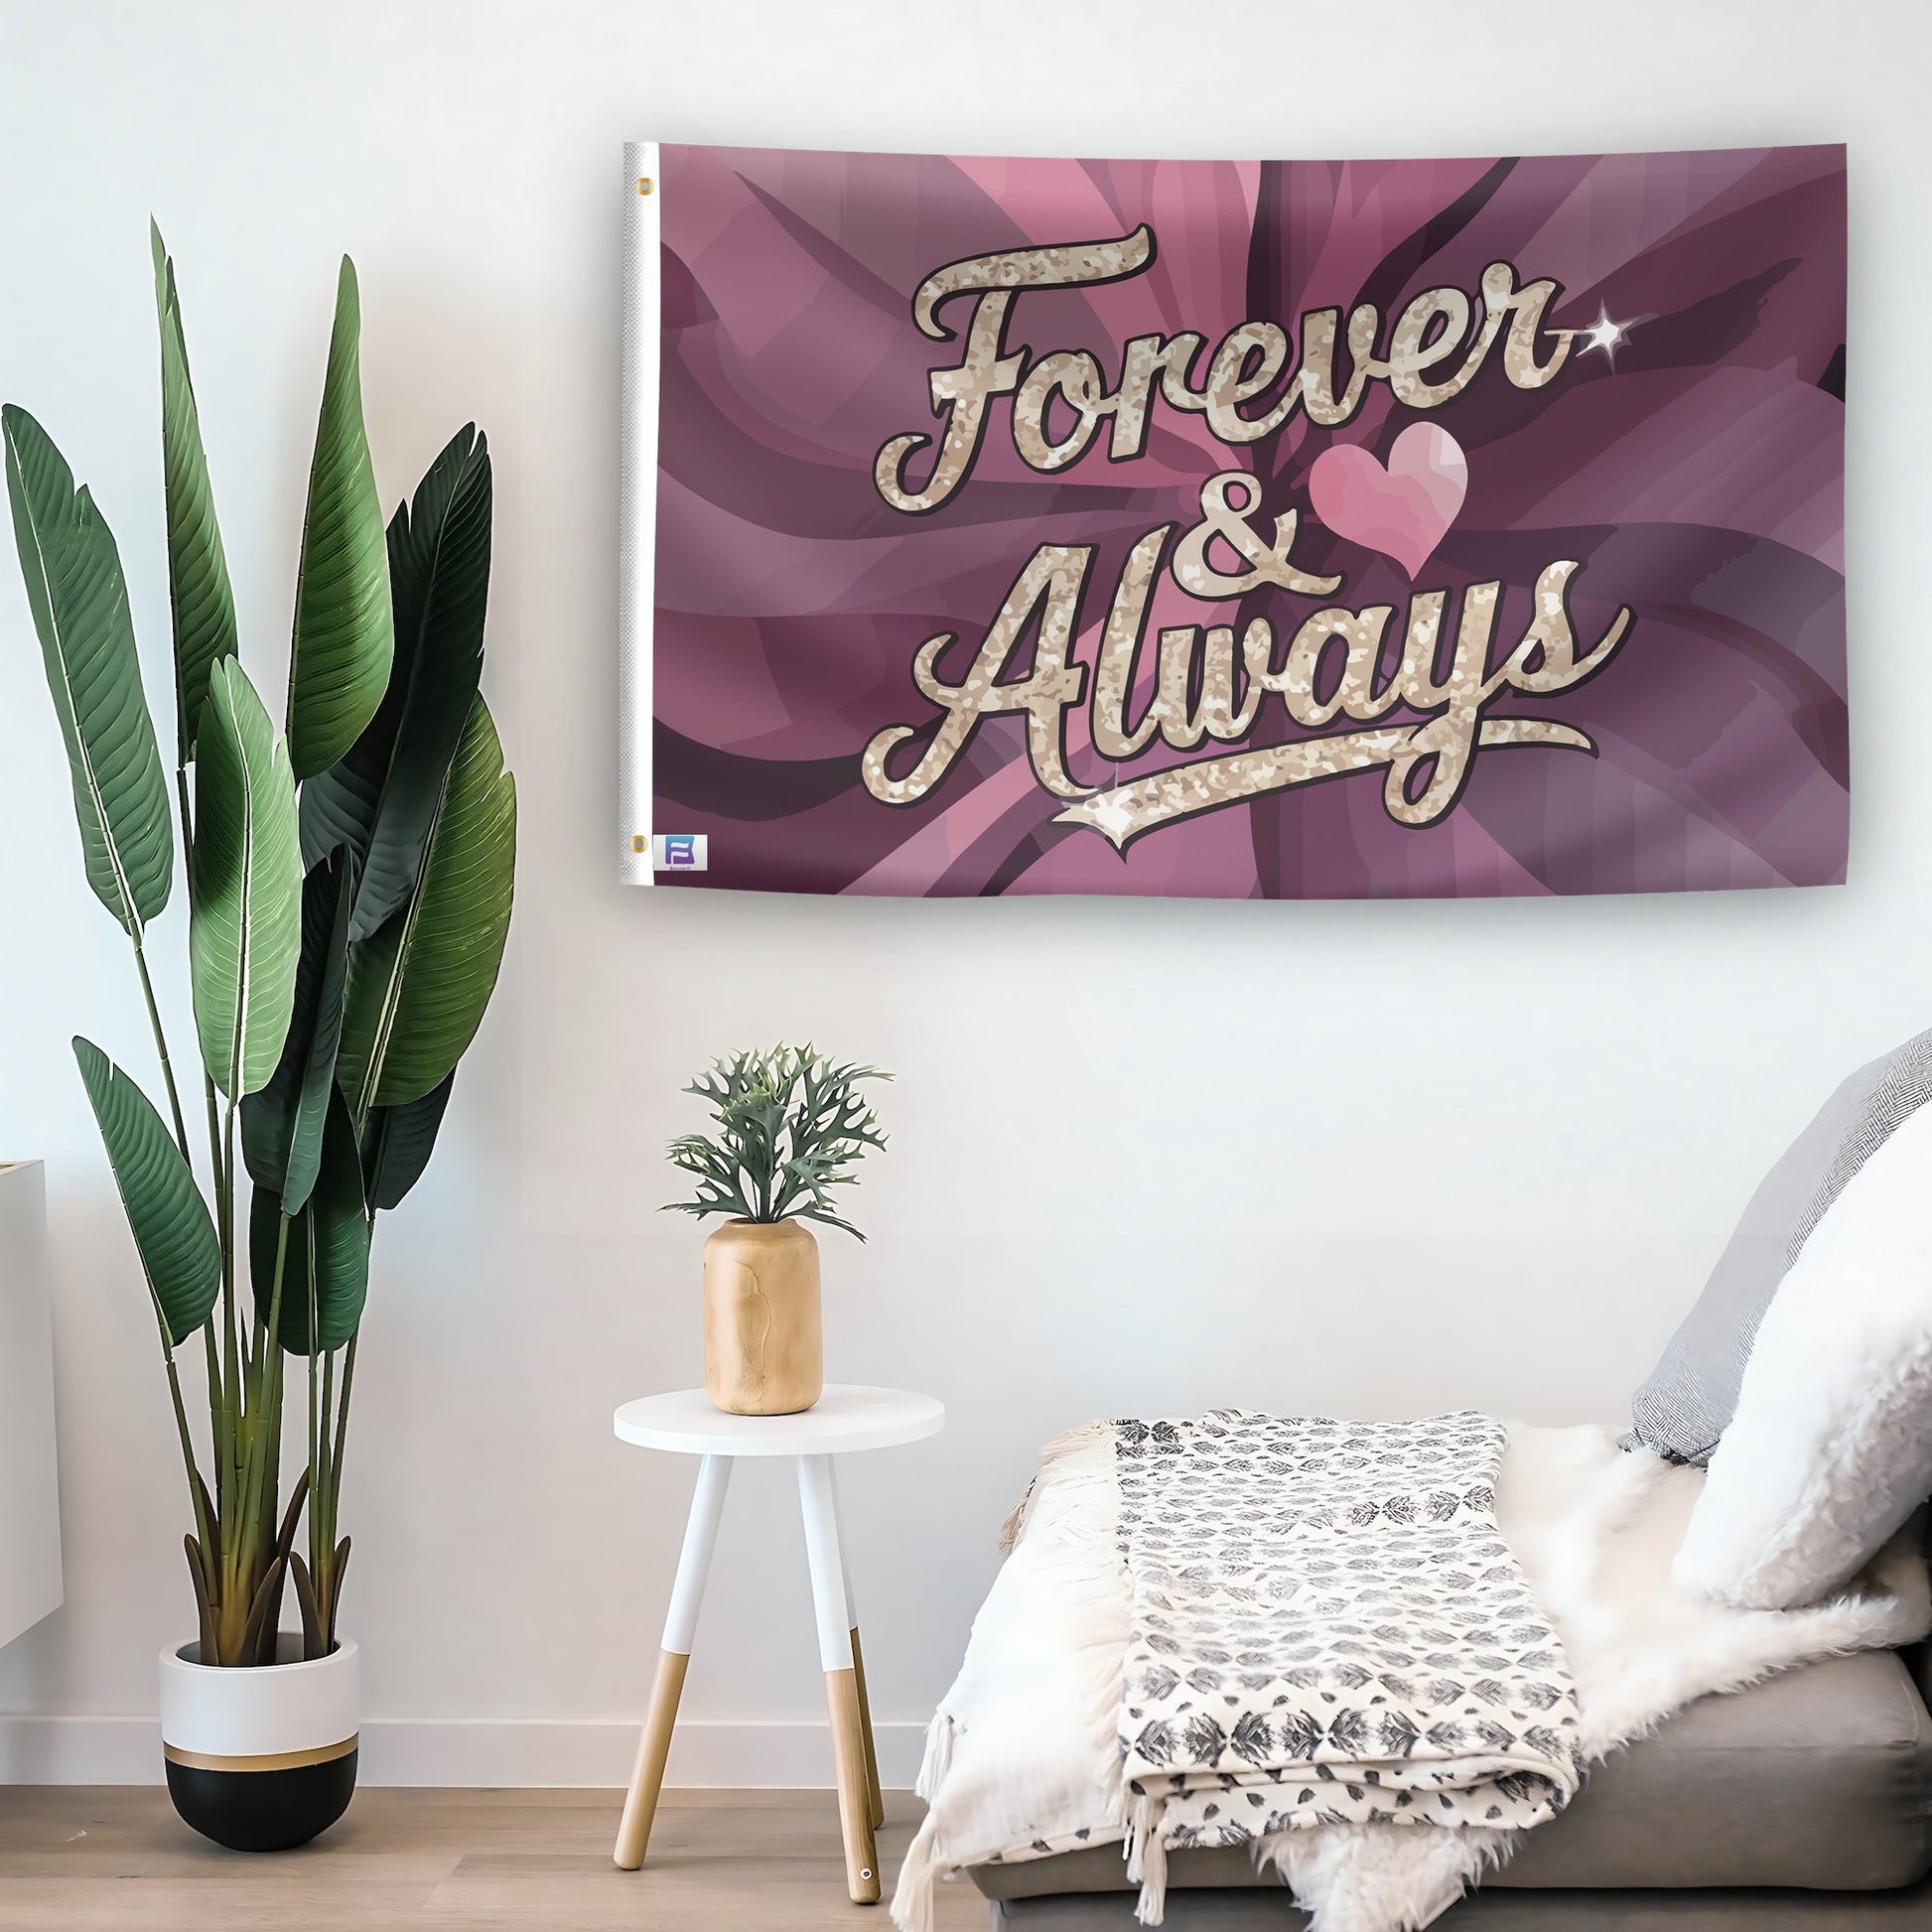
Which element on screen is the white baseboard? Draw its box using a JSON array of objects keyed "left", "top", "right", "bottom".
[{"left": 0, "top": 1715, "right": 928, "bottom": 1788}]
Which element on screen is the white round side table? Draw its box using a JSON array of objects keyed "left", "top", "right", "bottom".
[{"left": 610, "top": 1384, "right": 945, "bottom": 1903}]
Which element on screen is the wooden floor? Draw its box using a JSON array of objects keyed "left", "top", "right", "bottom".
[{"left": 0, "top": 1787, "right": 986, "bottom": 1931}]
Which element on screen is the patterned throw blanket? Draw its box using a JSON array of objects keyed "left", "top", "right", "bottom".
[{"left": 1114, "top": 1412, "right": 1584, "bottom": 1918}]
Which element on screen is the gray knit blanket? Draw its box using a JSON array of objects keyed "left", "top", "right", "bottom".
[{"left": 1114, "top": 1412, "right": 1585, "bottom": 1909}]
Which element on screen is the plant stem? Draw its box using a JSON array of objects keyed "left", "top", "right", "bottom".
[
  {"left": 124, "top": 767, "right": 226, "bottom": 1643},
  {"left": 150, "top": 1321, "right": 217, "bottom": 1624},
  {"left": 175, "top": 764, "right": 195, "bottom": 854},
  {"left": 201, "top": 1077, "right": 230, "bottom": 1521},
  {"left": 314, "top": 1345, "right": 336, "bottom": 1582},
  {"left": 331, "top": 1332, "right": 356, "bottom": 1493},
  {"left": 219, "top": 1096, "right": 239, "bottom": 1432},
  {"left": 129, "top": 937, "right": 191, "bottom": 1167},
  {"left": 214, "top": 1094, "right": 243, "bottom": 1593},
  {"left": 319, "top": 1334, "right": 355, "bottom": 1650},
  {"left": 238, "top": 1214, "right": 290, "bottom": 1581},
  {"left": 162, "top": 1352, "right": 211, "bottom": 1547},
  {"left": 218, "top": 1212, "right": 288, "bottom": 1663},
  {"left": 307, "top": 1328, "right": 321, "bottom": 1548}
]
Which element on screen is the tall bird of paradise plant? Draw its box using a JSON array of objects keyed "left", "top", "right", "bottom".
[{"left": 4, "top": 227, "right": 514, "bottom": 1666}]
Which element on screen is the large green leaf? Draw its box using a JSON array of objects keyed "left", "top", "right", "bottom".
[
  {"left": 362, "top": 1069, "right": 455, "bottom": 1211},
  {"left": 287, "top": 258, "right": 392, "bottom": 780},
  {"left": 3, "top": 405, "right": 174, "bottom": 936},
  {"left": 151, "top": 223, "right": 237, "bottom": 762},
  {"left": 250, "top": 1088, "right": 369, "bottom": 1355},
  {"left": 73, "top": 1036, "right": 219, "bottom": 1347},
  {"left": 190, "top": 658, "right": 302, "bottom": 1098},
  {"left": 241, "top": 848, "right": 354, "bottom": 1212},
  {"left": 339, "top": 695, "right": 514, "bottom": 1114},
  {"left": 301, "top": 426, "right": 490, "bottom": 940}
]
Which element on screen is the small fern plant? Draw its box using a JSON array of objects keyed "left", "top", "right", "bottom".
[{"left": 664, "top": 1044, "right": 889, "bottom": 1239}]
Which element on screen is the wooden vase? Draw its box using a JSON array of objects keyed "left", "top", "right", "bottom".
[{"left": 702, "top": 1218, "right": 823, "bottom": 1416}]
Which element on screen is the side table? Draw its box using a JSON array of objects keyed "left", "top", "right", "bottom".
[{"left": 610, "top": 1384, "right": 946, "bottom": 1903}]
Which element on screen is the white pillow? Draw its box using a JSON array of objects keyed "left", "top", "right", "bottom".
[{"left": 1672, "top": 1097, "right": 1932, "bottom": 1610}]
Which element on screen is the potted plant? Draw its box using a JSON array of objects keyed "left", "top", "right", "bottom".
[
  {"left": 3, "top": 226, "right": 514, "bottom": 1851},
  {"left": 665, "top": 1045, "right": 889, "bottom": 1415}
]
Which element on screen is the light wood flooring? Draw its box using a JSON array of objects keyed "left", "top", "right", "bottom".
[{"left": 0, "top": 1787, "right": 986, "bottom": 1930}]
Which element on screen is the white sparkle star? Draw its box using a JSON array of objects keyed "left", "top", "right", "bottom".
[{"left": 1578, "top": 305, "right": 1635, "bottom": 366}]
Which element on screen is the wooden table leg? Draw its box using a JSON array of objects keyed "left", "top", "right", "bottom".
[
  {"left": 615, "top": 1453, "right": 733, "bottom": 1869},
  {"left": 848, "top": 1625, "right": 885, "bottom": 1831},
  {"left": 828, "top": 1462, "right": 885, "bottom": 1830},
  {"left": 798, "top": 1453, "right": 881, "bottom": 1903}
]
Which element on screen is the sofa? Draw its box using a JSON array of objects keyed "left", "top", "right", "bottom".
[
  {"left": 968, "top": 1643, "right": 1932, "bottom": 1926},
  {"left": 941, "top": 1029, "right": 1932, "bottom": 1928}
]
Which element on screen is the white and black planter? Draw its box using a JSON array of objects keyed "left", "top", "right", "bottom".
[{"left": 159, "top": 1636, "right": 358, "bottom": 1852}]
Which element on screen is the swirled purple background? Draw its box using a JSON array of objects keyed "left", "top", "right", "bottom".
[{"left": 648, "top": 144, "right": 1846, "bottom": 898}]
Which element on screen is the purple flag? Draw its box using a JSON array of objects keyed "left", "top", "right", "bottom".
[{"left": 620, "top": 142, "right": 1847, "bottom": 899}]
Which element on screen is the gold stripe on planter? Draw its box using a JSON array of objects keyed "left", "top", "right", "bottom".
[{"left": 163, "top": 1735, "right": 358, "bottom": 1774}]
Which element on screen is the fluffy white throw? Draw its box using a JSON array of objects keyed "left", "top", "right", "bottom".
[{"left": 894, "top": 1422, "right": 1930, "bottom": 1932}]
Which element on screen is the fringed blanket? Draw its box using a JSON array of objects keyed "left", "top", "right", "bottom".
[
  {"left": 1111, "top": 1413, "right": 1582, "bottom": 1918},
  {"left": 895, "top": 1420, "right": 1932, "bottom": 1932}
]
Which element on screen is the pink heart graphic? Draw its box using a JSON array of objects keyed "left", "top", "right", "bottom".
[{"left": 1308, "top": 423, "right": 1468, "bottom": 580}]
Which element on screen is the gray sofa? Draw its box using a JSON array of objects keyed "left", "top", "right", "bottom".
[{"left": 970, "top": 1646, "right": 1932, "bottom": 1928}]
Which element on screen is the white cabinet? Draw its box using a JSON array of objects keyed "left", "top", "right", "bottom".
[{"left": 0, "top": 1162, "right": 62, "bottom": 1648}]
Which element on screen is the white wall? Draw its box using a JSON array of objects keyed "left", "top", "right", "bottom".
[{"left": 0, "top": 0, "right": 1926, "bottom": 1786}]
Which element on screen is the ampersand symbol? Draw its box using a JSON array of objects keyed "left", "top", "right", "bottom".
[{"left": 1171, "top": 471, "right": 1342, "bottom": 601}]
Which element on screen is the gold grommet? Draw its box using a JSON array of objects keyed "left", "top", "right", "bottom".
[
  {"left": 636, "top": 176, "right": 653, "bottom": 197},
  {"left": 630, "top": 835, "right": 648, "bottom": 854}
]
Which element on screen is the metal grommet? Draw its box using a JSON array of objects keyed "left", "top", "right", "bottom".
[
  {"left": 636, "top": 176, "right": 653, "bottom": 197},
  {"left": 630, "top": 835, "right": 648, "bottom": 854}
]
